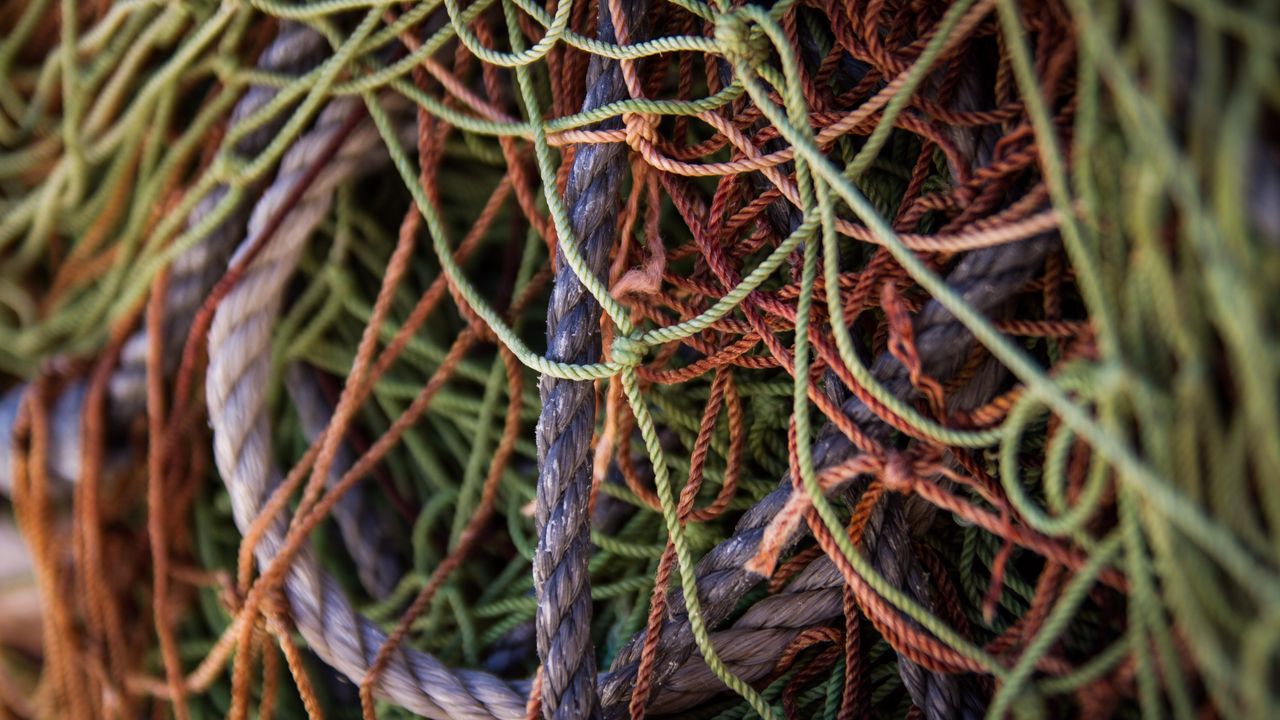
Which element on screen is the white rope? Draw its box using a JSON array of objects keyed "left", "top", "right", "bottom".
[{"left": 204, "top": 97, "right": 529, "bottom": 720}]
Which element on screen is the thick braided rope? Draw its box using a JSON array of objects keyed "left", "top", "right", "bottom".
[
  {"left": 642, "top": 554, "right": 845, "bottom": 715},
  {"left": 862, "top": 495, "right": 985, "bottom": 719},
  {"left": 842, "top": 243, "right": 1060, "bottom": 720},
  {"left": 284, "top": 364, "right": 404, "bottom": 599},
  {"left": 206, "top": 98, "right": 528, "bottom": 720},
  {"left": 200, "top": 94, "right": 874, "bottom": 720},
  {"left": 532, "top": 0, "right": 641, "bottom": 717},
  {"left": 599, "top": 233, "right": 1055, "bottom": 717}
]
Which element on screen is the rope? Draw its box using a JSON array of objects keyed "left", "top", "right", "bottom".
[
  {"left": 284, "top": 363, "right": 405, "bottom": 600},
  {"left": 5, "top": 1, "right": 1280, "bottom": 719},
  {"left": 108, "top": 22, "right": 328, "bottom": 421},
  {"left": 533, "top": 0, "right": 647, "bottom": 716},
  {"left": 206, "top": 98, "right": 533, "bottom": 720}
]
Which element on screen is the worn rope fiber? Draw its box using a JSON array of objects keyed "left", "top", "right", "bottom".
[{"left": 532, "top": 0, "right": 648, "bottom": 716}]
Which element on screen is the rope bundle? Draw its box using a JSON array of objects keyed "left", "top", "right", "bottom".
[{"left": 1, "top": 1, "right": 1279, "bottom": 719}]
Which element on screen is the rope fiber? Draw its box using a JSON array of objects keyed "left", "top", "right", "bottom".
[{"left": 1, "top": 1, "right": 1278, "bottom": 719}]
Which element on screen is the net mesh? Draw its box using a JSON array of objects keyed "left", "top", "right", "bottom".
[{"left": 0, "top": 0, "right": 1278, "bottom": 718}]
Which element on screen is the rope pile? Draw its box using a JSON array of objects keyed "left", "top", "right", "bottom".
[{"left": 1, "top": 0, "right": 1278, "bottom": 718}]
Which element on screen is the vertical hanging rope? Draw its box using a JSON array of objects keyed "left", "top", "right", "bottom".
[
  {"left": 532, "top": 0, "right": 645, "bottom": 717},
  {"left": 0, "top": 22, "right": 325, "bottom": 497}
]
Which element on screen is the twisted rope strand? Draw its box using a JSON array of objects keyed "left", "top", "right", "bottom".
[{"left": 533, "top": 0, "right": 646, "bottom": 717}]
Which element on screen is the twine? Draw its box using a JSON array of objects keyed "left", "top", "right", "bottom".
[{"left": 2, "top": 1, "right": 1280, "bottom": 719}]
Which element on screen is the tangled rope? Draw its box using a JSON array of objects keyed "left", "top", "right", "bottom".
[{"left": 2, "top": 0, "right": 1280, "bottom": 719}]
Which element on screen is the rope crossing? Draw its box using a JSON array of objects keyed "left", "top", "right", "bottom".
[
  {"left": 1, "top": 1, "right": 1278, "bottom": 719},
  {"left": 533, "top": 0, "right": 647, "bottom": 716}
]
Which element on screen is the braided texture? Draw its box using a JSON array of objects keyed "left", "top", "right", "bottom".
[
  {"left": 533, "top": 0, "right": 643, "bottom": 717},
  {"left": 110, "top": 22, "right": 326, "bottom": 420},
  {"left": 6, "top": 1, "right": 1278, "bottom": 719},
  {"left": 206, "top": 99, "right": 527, "bottom": 720}
]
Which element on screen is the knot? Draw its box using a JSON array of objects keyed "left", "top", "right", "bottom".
[
  {"left": 714, "top": 11, "right": 769, "bottom": 66},
  {"left": 213, "top": 154, "right": 250, "bottom": 188},
  {"left": 622, "top": 111, "right": 658, "bottom": 148},
  {"left": 881, "top": 452, "right": 916, "bottom": 495},
  {"left": 610, "top": 335, "right": 646, "bottom": 368}
]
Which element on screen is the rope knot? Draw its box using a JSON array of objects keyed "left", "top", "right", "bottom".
[
  {"left": 714, "top": 11, "right": 768, "bottom": 66},
  {"left": 881, "top": 452, "right": 916, "bottom": 495},
  {"left": 622, "top": 111, "right": 659, "bottom": 148},
  {"left": 610, "top": 335, "right": 646, "bottom": 368},
  {"left": 213, "top": 154, "right": 252, "bottom": 188}
]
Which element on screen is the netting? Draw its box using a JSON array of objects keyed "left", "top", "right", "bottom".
[{"left": 1, "top": 0, "right": 1279, "bottom": 718}]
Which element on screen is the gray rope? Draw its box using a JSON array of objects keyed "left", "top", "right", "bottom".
[
  {"left": 0, "top": 381, "right": 88, "bottom": 495},
  {"left": 862, "top": 495, "right": 984, "bottom": 720},
  {"left": 284, "top": 363, "right": 404, "bottom": 600},
  {"left": 207, "top": 98, "right": 536, "bottom": 720},
  {"left": 533, "top": 0, "right": 646, "bottom": 717},
  {"left": 109, "top": 22, "right": 326, "bottom": 421}
]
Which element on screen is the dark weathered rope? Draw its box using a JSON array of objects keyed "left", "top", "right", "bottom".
[
  {"left": 487, "top": 470, "right": 641, "bottom": 677},
  {"left": 533, "top": 0, "right": 659, "bottom": 714},
  {"left": 533, "top": 0, "right": 642, "bottom": 716},
  {"left": 641, "top": 553, "right": 845, "bottom": 716},
  {"left": 862, "top": 495, "right": 985, "bottom": 719}
]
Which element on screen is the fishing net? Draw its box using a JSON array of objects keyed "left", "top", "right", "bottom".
[{"left": 1, "top": 0, "right": 1278, "bottom": 718}]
